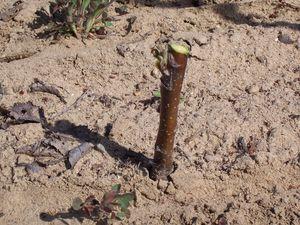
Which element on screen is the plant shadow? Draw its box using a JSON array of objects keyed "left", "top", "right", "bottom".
[
  {"left": 48, "top": 119, "right": 152, "bottom": 170},
  {"left": 40, "top": 208, "right": 85, "bottom": 225},
  {"left": 40, "top": 208, "right": 107, "bottom": 225},
  {"left": 213, "top": 3, "right": 300, "bottom": 31},
  {"left": 28, "top": 5, "right": 68, "bottom": 39}
]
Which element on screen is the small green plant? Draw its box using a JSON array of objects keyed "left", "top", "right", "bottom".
[
  {"left": 72, "top": 184, "right": 135, "bottom": 223},
  {"left": 49, "top": 0, "right": 114, "bottom": 38}
]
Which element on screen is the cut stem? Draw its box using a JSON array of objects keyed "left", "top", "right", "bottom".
[{"left": 152, "top": 43, "right": 189, "bottom": 180}]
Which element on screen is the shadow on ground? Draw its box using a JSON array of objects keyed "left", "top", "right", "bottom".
[
  {"left": 49, "top": 119, "right": 152, "bottom": 170},
  {"left": 40, "top": 209, "right": 85, "bottom": 225},
  {"left": 213, "top": 3, "right": 300, "bottom": 31}
]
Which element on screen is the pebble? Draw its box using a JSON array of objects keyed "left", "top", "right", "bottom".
[
  {"left": 278, "top": 32, "right": 294, "bottom": 44},
  {"left": 150, "top": 68, "right": 160, "bottom": 78},
  {"left": 270, "top": 206, "right": 283, "bottom": 216},
  {"left": 25, "top": 162, "right": 43, "bottom": 174},
  {"left": 17, "top": 155, "right": 33, "bottom": 165},
  {"left": 116, "top": 44, "right": 129, "bottom": 57},
  {"left": 246, "top": 85, "right": 260, "bottom": 94},
  {"left": 138, "top": 186, "right": 159, "bottom": 201},
  {"left": 165, "top": 182, "right": 176, "bottom": 195},
  {"left": 12, "top": 167, "right": 26, "bottom": 183},
  {"left": 134, "top": 190, "right": 144, "bottom": 207},
  {"left": 175, "top": 190, "right": 186, "bottom": 203},
  {"left": 256, "top": 55, "right": 268, "bottom": 65},
  {"left": 255, "top": 151, "right": 268, "bottom": 165},
  {"left": 157, "top": 179, "right": 168, "bottom": 191},
  {"left": 204, "top": 153, "right": 222, "bottom": 162},
  {"left": 233, "top": 155, "right": 255, "bottom": 172},
  {"left": 95, "top": 143, "right": 106, "bottom": 153},
  {"left": 194, "top": 35, "right": 209, "bottom": 46}
]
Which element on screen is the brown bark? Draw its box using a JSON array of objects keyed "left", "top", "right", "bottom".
[{"left": 151, "top": 43, "right": 189, "bottom": 180}]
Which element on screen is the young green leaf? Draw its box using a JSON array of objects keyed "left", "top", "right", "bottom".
[
  {"left": 82, "top": 0, "right": 91, "bottom": 11},
  {"left": 104, "top": 21, "right": 113, "bottom": 27},
  {"left": 111, "top": 184, "right": 121, "bottom": 192},
  {"left": 153, "top": 90, "right": 161, "bottom": 98},
  {"left": 115, "top": 193, "right": 135, "bottom": 210}
]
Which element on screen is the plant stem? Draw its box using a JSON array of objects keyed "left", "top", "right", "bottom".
[
  {"left": 151, "top": 43, "right": 189, "bottom": 180},
  {"left": 85, "top": 0, "right": 114, "bottom": 34}
]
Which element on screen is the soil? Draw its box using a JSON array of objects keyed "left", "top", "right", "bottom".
[{"left": 0, "top": 0, "right": 299, "bottom": 225}]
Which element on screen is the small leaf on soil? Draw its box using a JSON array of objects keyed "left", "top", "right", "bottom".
[
  {"left": 10, "top": 102, "right": 42, "bottom": 123},
  {"left": 67, "top": 142, "right": 93, "bottom": 169},
  {"left": 29, "top": 78, "right": 66, "bottom": 104},
  {"left": 104, "top": 21, "right": 113, "bottom": 27}
]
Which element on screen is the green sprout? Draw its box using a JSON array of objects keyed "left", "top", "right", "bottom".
[
  {"left": 49, "top": 0, "right": 115, "bottom": 38},
  {"left": 72, "top": 184, "right": 135, "bottom": 223}
]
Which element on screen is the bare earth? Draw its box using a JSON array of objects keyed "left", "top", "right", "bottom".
[{"left": 0, "top": 0, "right": 299, "bottom": 224}]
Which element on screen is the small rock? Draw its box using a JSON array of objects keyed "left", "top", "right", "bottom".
[
  {"left": 116, "top": 44, "right": 129, "bottom": 57},
  {"left": 138, "top": 186, "right": 159, "bottom": 201},
  {"left": 256, "top": 55, "right": 268, "bottom": 65},
  {"left": 278, "top": 31, "right": 294, "bottom": 44},
  {"left": 246, "top": 85, "right": 260, "bottom": 94},
  {"left": 208, "top": 134, "right": 221, "bottom": 148},
  {"left": 172, "top": 31, "right": 209, "bottom": 46},
  {"left": 99, "top": 95, "right": 113, "bottom": 108},
  {"left": 233, "top": 155, "right": 255, "bottom": 172},
  {"left": 157, "top": 179, "right": 168, "bottom": 191},
  {"left": 25, "top": 162, "right": 43, "bottom": 174},
  {"left": 272, "top": 185, "right": 283, "bottom": 195},
  {"left": 134, "top": 190, "right": 144, "bottom": 207},
  {"left": 17, "top": 155, "right": 33, "bottom": 165},
  {"left": 14, "top": 2, "right": 38, "bottom": 22},
  {"left": 256, "top": 197, "right": 269, "bottom": 208},
  {"left": 95, "top": 143, "right": 106, "bottom": 153},
  {"left": 194, "top": 35, "right": 208, "bottom": 46},
  {"left": 175, "top": 190, "right": 186, "bottom": 203},
  {"left": 165, "top": 182, "right": 176, "bottom": 195},
  {"left": 150, "top": 68, "right": 160, "bottom": 78},
  {"left": 12, "top": 167, "right": 26, "bottom": 183},
  {"left": 270, "top": 206, "right": 282, "bottom": 215},
  {"left": 255, "top": 151, "right": 268, "bottom": 165},
  {"left": 204, "top": 153, "right": 222, "bottom": 162}
]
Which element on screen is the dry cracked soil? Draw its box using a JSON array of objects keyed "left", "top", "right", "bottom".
[{"left": 0, "top": 0, "right": 299, "bottom": 224}]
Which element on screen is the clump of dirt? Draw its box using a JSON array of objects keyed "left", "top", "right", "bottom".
[{"left": 0, "top": 0, "right": 299, "bottom": 225}]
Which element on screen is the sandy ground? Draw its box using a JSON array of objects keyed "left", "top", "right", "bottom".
[{"left": 0, "top": 0, "right": 299, "bottom": 224}]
